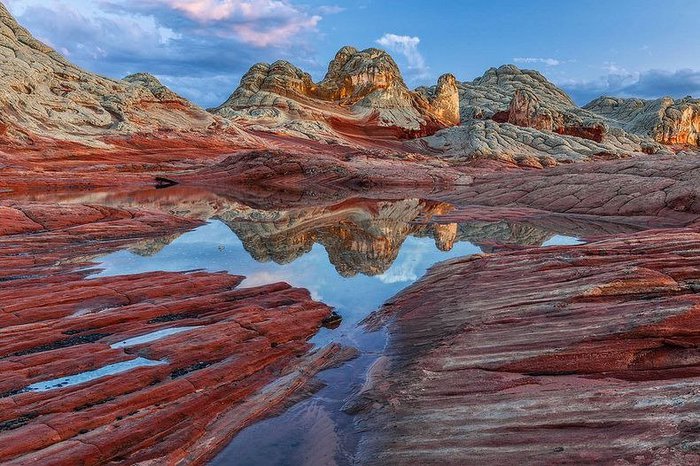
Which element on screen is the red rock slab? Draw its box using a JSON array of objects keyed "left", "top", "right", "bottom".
[
  {"left": 0, "top": 201, "right": 202, "bottom": 279},
  {"left": 0, "top": 199, "right": 356, "bottom": 464},
  {"left": 443, "top": 154, "right": 700, "bottom": 228},
  {"left": 0, "top": 270, "right": 350, "bottom": 465},
  {"left": 175, "top": 149, "right": 474, "bottom": 193},
  {"left": 357, "top": 227, "right": 700, "bottom": 465}
]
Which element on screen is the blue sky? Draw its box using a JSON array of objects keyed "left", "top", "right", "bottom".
[{"left": 6, "top": 0, "right": 700, "bottom": 107}]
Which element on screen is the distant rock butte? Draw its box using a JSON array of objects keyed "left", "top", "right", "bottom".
[
  {"left": 211, "top": 46, "right": 460, "bottom": 144},
  {"left": 413, "top": 65, "right": 679, "bottom": 165},
  {"left": 585, "top": 95, "right": 700, "bottom": 146}
]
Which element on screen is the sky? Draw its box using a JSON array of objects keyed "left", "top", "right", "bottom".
[{"left": 5, "top": 0, "right": 700, "bottom": 107}]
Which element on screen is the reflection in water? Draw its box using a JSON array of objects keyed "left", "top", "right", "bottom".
[
  {"left": 94, "top": 220, "right": 481, "bottom": 343},
  {"left": 89, "top": 195, "right": 582, "bottom": 465}
]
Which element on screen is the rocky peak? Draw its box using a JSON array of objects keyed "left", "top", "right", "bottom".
[
  {"left": 464, "top": 64, "right": 576, "bottom": 115},
  {"left": 213, "top": 45, "right": 462, "bottom": 142},
  {"left": 244, "top": 61, "right": 314, "bottom": 97},
  {"left": 430, "top": 73, "right": 460, "bottom": 125},
  {"left": 123, "top": 73, "right": 181, "bottom": 102},
  {"left": 316, "top": 46, "right": 405, "bottom": 102},
  {"left": 0, "top": 2, "right": 226, "bottom": 146}
]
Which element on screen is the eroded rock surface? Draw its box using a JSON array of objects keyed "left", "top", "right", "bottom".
[
  {"left": 0, "top": 3, "right": 254, "bottom": 151},
  {"left": 0, "top": 201, "right": 352, "bottom": 464},
  {"left": 212, "top": 46, "right": 459, "bottom": 145},
  {"left": 358, "top": 228, "right": 700, "bottom": 465},
  {"left": 444, "top": 154, "right": 700, "bottom": 228},
  {"left": 415, "top": 65, "right": 672, "bottom": 164},
  {"left": 585, "top": 95, "right": 700, "bottom": 146}
]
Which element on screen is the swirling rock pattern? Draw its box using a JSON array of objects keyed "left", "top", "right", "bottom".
[
  {"left": 0, "top": 201, "right": 351, "bottom": 465},
  {"left": 585, "top": 95, "right": 700, "bottom": 146},
  {"left": 358, "top": 227, "right": 700, "bottom": 465},
  {"left": 212, "top": 46, "right": 459, "bottom": 144}
]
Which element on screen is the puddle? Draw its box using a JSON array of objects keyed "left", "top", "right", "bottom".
[
  {"left": 110, "top": 327, "right": 202, "bottom": 349},
  {"left": 24, "top": 357, "right": 165, "bottom": 393},
  {"left": 85, "top": 198, "right": 584, "bottom": 465}
]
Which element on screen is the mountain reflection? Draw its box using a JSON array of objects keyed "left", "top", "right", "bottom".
[
  {"left": 217, "top": 198, "right": 553, "bottom": 277},
  {"left": 21, "top": 186, "right": 577, "bottom": 277}
]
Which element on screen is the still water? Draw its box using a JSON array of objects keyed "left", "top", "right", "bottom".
[{"left": 86, "top": 196, "right": 580, "bottom": 465}]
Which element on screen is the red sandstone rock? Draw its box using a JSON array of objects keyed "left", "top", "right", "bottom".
[
  {"left": 442, "top": 154, "right": 700, "bottom": 229},
  {"left": 0, "top": 271, "right": 346, "bottom": 464},
  {"left": 0, "top": 200, "right": 355, "bottom": 464},
  {"left": 357, "top": 227, "right": 700, "bottom": 464}
]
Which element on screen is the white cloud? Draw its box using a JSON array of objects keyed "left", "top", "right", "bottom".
[
  {"left": 513, "top": 57, "right": 562, "bottom": 66},
  {"left": 558, "top": 67, "right": 700, "bottom": 104},
  {"left": 376, "top": 33, "right": 429, "bottom": 79},
  {"left": 376, "top": 262, "right": 418, "bottom": 284},
  {"left": 317, "top": 5, "right": 345, "bottom": 15},
  {"left": 156, "top": 0, "right": 322, "bottom": 47}
]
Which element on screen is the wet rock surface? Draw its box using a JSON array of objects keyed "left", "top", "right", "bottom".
[
  {"left": 0, "top": 201, "right": 351, "bottom": 464},
  {"left": 358, "top": 227, "right": 700, "bottom": 464}
]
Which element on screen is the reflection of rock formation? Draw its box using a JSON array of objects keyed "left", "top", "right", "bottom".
[
  {"left": 218, "top": 198, "right": 454, "bottom": 277},
  {"left": 127, "top": 234, "right": 184, "bottom": 257},
  {"left": 217, "top": 198, "right": 559, "bottom": 277},
  {"left": 458, "top": 221, "right": 554, "bottom": 250}
]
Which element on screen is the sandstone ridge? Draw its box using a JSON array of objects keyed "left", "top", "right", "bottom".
[
  {"left": 415, "top": 64, "right": 679, "bottom": 165},
  {"left": 212, "top": 46, "right": 460, "bottom": 145},
  {"left": 0, "top": 3, "right": 252, "bottom": 149},
  {"left": 585, "top": 95, "right": 700, "bottom": 146}
]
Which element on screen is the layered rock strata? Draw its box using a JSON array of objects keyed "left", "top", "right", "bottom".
[
  {"left": 358, "top": 227, "right": 700, "bottom": 464},
  {"left": 444, "top": 154, "right": 700, "bottom": 229},
  {"left": 212, "top": 46, "right": 459, "bottom": 144},
  {"left": 585, "top": 96, "right": 700, "bottom": 146},
  {"left": 415, "top": 65, "right": 673, "bottom": 164},
  {"left": 0, "top": 3, "right": 252, "bottom": 150},
  {"left": 0, "top": 201, "right": 351, "bottom": 464}
]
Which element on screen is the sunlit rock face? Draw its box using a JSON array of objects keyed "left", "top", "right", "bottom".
[
  {"left": 585, "top": 96, "right": 700, "bottom": 146},
  {"left": 211, "top": 46, "right": 460, "bottom": 145},
  {"left": 415, "top": 64, "right": 671, "bottom": 164}
]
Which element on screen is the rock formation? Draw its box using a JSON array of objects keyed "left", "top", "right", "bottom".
[
  {"left": 212, "top": 46, "right": 459, "bottom": 145},
  {"left": 357, "top": 227, "right": 700, "bottom": 465},
  {"left": 0, "top": 3, "right": 252, "bottom": 149},
  {"left": 443, "top": 154, "right": 700, "bottom": 227},
  {"left": 414, "top": 65, "right": 671, "bottom": 165},
  {"left": 585, "top": 95, "right": 700, "bottom": 146}
]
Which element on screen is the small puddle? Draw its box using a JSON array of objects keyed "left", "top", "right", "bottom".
[
  {"left": 24, "top": 357, "right": 165, "bottom": 393},
  {"left": 110, "top": 327, "right": 201, "bottom": 349},
  {"left": 542, "top": 234, "right": 585, "bottom": 247}
]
